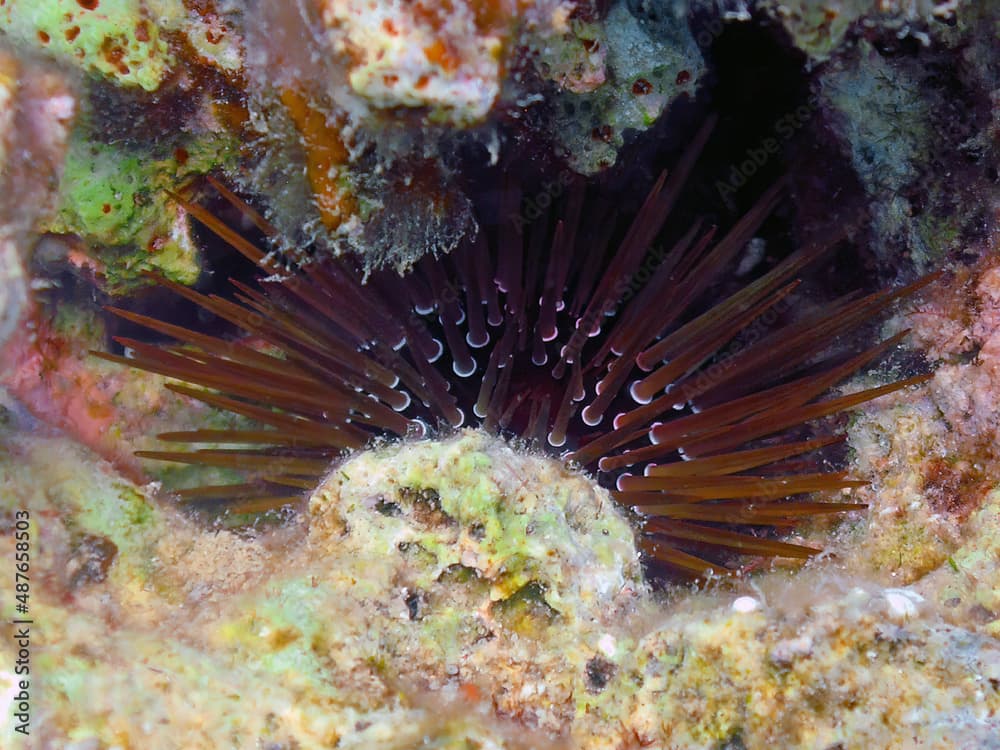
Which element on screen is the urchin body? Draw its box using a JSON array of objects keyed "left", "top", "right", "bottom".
[{"left": 99, "top": 132, "right": 932, "bottom": 579}]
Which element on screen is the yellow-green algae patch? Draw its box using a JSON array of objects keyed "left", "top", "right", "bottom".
[
  {"left": 45, "top": 127, "right": 236, "bottom": 291},
  {"left": 845, "top": 370, "right": 988, "bottom": 586},
  {"left": 308, "top": 430, "right": 643, "bottom": 611},
  {"left": 0, "top": 427, "right": 563, "bottom": 748},
  {"left": 914, "top": 488, "right": 1000, "bottom": 638},
  {"left": 0, "top": 0, "right": 174, "bottom": 91},
  {"left": 0, "top": 426, "right": 162, "bottom": 596}
]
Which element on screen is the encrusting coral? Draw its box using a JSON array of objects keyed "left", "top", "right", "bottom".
[{"left": 0, "top": 0, "right": 174, "bottom": 91}]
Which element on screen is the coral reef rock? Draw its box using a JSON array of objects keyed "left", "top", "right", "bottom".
[
  {"left": 2, "top": 428, "right": 998, "bottom": 748},
  {"left": 0, "top": 48, "right": 74, "bottom": 348}
]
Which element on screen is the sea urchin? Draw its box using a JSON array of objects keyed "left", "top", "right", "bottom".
[{"left": 96, "top": 128, "right": 934, "bottom": 579}]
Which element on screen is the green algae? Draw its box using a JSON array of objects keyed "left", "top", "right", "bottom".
[
  {"left": 213, "top": 576, "right": 346, "bottom": 690},
  {"left": 314, "top": 432, "right": 641, "bottom": 613},
  {"left": 0, "top": 434, "right": 164, "bottom": 595},
  {"left": 46, "top": 125, "right": 236, "bottom": 291},
  {"left": 0, "top": 0, "right": 175, "bottom": 91}
]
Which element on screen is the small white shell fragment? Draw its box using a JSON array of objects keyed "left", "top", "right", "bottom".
[
  {"left": 884, "top": 588, "right": 924, "bottom": 621},
  {"left": 598, "top": 633, "right": 616, "bottom": 658},
  {"left": 732, "top": 596, "right": 760, "bottom": 614}
]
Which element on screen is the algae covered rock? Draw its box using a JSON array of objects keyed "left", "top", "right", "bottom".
[
  {"left": 1, "top": 419, "right": 999, "bottom": 748},
  {"left": 815, "top": 37, "right": 984, "bottom": 270},
  {"left": 1, "top": 0, "right": 243, "bottom": 293},
  {"left": 630, "top": 579, "right": 1000, "bottom": 749},
  {"left": 43, "top": 125, "right": 236, "bottom": 291},
  {"left": 309, "top": 430, "right": 643, "bottom": 616},
  {"left": 0, "top": 429, "right": 645, "bottom": 747},
  {"left": 545, "top": 1, "right": 705, "bottom": 173},
  {"left": 301, "top": 431, "right": 650, "bottom": 739},
  {"left": 0, "top": 0, "right": 175, "bottom": 91}
]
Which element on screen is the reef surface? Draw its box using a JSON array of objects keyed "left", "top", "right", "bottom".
[{"left": 1, "top": 428, "right": 999, "bottom": 748}]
